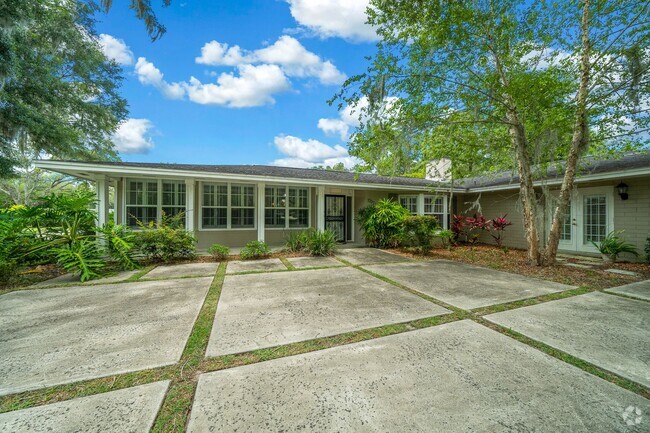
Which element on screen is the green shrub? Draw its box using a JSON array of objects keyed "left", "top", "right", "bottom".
[
  {"left": 240, "top": 240, "right": 271, "bottom": 260},
  {"left": 55, "top": 239, "right": 104, "bottom": 282},
  {"left": 133, "top": 219, "right": 197, "bottom": 262},
  {"left": 402, "top": 215, "right": 440, "bottom": 254},
  {"left": 208, "top": 243, "right": 230, "bottom": 260},
  {"left": 284, "top": 229, "right": 311, "bottom": 252},
  {"left": 357, "top": 199, "right": 410, "bottom": 248},
  {"left": 304, "top": 230, "right": 337, "bottom": 256},
  {"left": 644, "top": 235, "right": 650, "bottom": 264},
  {"left": 591, "top": 230, "right": 638, "bottom": 261},
  {"left": 0, "top": 260, "right": 17, "bottom": 285},
  {"left": 433, "top": 229, "right": 454, "bottom": 249}
]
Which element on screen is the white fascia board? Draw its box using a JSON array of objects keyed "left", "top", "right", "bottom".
[
  {"left": 462, "top": 167, "right": 650, "bottom": 193},
  {"left": 33, "top": 160, "right": 458, "bottom": 193}
]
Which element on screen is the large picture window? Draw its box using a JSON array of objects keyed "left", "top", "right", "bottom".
[
  {"left": 265, "top": 185, "right": 310, "bottom": 229},
  {"left": 200, "top": 182, "right": 257, "bottom": 230},
  {"left": 399, "top": 195, "right": 418, "bottom": 214},
  {"left": 126, "top": 179, "right": 185, "bottom": 228},
  {"left": 424, "top": 196, "right": 445, "bottom": 224}
]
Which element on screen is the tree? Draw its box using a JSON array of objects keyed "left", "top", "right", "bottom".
[
  {"left": 336, "top": 0, "right": 649, "bottom": 265},
  {"left": 0, "top": 0, "right": 128, "bottom": 177},
  {"left": 98, "top": 0, "right": 172, "bottom": 41}
]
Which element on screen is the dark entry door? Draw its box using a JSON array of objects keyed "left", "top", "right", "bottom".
[{"left": 325, "top": 195, "right": 346, "bottom": 242}]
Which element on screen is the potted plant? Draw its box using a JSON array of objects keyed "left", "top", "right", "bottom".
[{"left": 592, "top": 230, "right": 639, "bottom": 263}]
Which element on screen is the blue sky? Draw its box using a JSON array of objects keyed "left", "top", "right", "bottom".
[{"left": 95, "top": 0, "right": 378, "bottom": 168}]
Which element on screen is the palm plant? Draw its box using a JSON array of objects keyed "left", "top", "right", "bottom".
[
  {"left": 27, "top": 190, "right": 137, "bottom": 281},
  {"left": 592, "top": 230, "right": 639, "bottom": 263}
]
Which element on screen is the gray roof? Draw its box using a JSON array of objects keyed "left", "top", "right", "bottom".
[
  {"left": 456, "top": 151, "right": 650, "bottom": 190},
  {"left": 50, "top": 160, "right": 448, "bottom": 189},
  {"left": 45, "top": 151, "right": 650, "bottom": 191}
]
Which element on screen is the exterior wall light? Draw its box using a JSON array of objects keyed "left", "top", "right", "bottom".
[{"left": 616, "top": 182, "right": 629, "bottom": 200}]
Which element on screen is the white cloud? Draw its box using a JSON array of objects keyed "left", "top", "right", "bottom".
[
  {"left": 195, "top": 35, "right": 346, "bottom": 85},
  {"left": 98, "top": 34, "right": 134, "bottom": 65},
  {"left": 286, "top": 0, "right": 378, "bottom": 42},
  {"left": 135, "top": 57, "right": 185, "bottom": 99},
  {"left": 196, "top": 41, "right": 246, "bottom": 66},
  {"left": 112, "top": 119, "right": 155, "bottom": 154},
  {"left": 317, "top": 118, "right": 350, "bottom": 141},
  {"left": 271, "top": 135, "right": 360, "bottom": 169},
  {"left": 184, "top": 64, "right": 291, "bottom": 107}
]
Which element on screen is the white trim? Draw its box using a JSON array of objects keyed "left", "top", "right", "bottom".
[
  {"left": 96, "top": 177, "right": 109, "bottom": 228},
  {"left": 257, "top": 182, "right": 265, "bottom": 242},
  {"left": 264, "top": 184, "right": 311, "bottom": 230},
  {"left": 185, "top": 179, "right": 195, "bottom": 232},
  {"left": 198, "top": 181, "right": 257, "bottom": 231},
  {"left": 34, "top": 160, "right": 454, "bottom": 192},
  {"left": 417, "top": 193, "right": 425, "bottom": 216},
  {"left": 317, "top": 186, "right": 325, "bottom": 231}
]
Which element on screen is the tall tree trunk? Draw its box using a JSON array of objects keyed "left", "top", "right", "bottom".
[
  {"left": 510, "top": 120, "right": 542, "bottom": 265},
  {"left": 544, "top": 0, "right": 591, "bottom": 265},
  {"left": 491, "top": 43, "right": 543, "bottom": 265}
]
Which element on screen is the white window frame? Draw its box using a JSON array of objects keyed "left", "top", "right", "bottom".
[
  {"left": 265, "top": 185, "right": 312, "bottom": 230},
  {"left": 399, "top": 193, "right": 449, "bottom": 229},
  {"left": 399, "top": 195, "right": 418, "bottom": 214},
  {"left": 200, "top": 182, "right": 229, "bottom": 230},
  {"left": 199, "top": 181, "right": 257, "bottom": 231},
  {"left": 123, "top": 178, "right": 186, "bottom": 228}
]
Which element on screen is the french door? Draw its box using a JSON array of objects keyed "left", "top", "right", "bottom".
[
  {"left": 325, "top": 195, "right": 346, "bottom": 242},
  {"left": 553, "top": 187, "right": 614, "bottom": 253}
]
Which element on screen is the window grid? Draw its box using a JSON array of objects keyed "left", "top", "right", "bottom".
[
  {"left": 560, "top": 207, "right": 572, "bottom": 241},
  {"left": 202, "top": 183, "right": 228, "bottom": 229},
  {"left": 264, "top": 186, "right": 310, "bottom": 229},
  {"left": 161, "top": 181, "right": 186, "bottom": 220},
  {"left": 399, "top": 196, "right": 418, "bottom": 214},
  {"left": 583, "top": 195, "right": 607, "bottom": 244},
  {"left": 424, "top": 196, "right": 444, "bottom": 224},
  {"left": 231, "top": 184, "right": 255, "bottom": 228}
]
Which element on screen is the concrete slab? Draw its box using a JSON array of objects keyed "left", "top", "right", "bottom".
[
  {"left": 606, "top": 280, "right": 650, "bottom": 301},
  {"left": 286, "top": 256, "right": 344, "bottom": 269},
  {"left": 0, "top": 278, "right": 211, "bottom": 396},
  {"left": 189, "top": 320, "right": 649, "bottom": 433},
  {"left": 563, "top": 262, "right": 594, "bottom": 269},
  {"left": 334, "top": 248, "right": 412, "bottom": 265},
  {"left": 206, "top": 267, "right": 448, "bottom": 356},
  {"left": 605, "top": 268, "right": 640, "bottom": 277},
  {"left": 486, "top": 292, "right": 650, "bottom": 387},
  {"left": 226, "top": 258, "right": 287, "bottom": 274},
  {"left": 364, "top": 260, "right": 575, "bottom": 309},
  {"left": 0, "top": 381, "right": 169, "bottom": 433},
  {"left": 32, "top": 270, "right": 140, "bottom": 287},
  {"left": 143, "top": 262, "right": 218, "bottom": 279}
]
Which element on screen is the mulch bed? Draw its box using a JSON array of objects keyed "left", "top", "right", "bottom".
[{"left": 389, "top": 244, "right": 650, "bottom": 290}]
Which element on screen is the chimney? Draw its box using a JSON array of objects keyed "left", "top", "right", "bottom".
[{"left": 425, "top": 158, "right": 452, "bottom": 182}]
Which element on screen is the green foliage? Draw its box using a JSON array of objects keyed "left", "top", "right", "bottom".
[
  {"left": 592, "top": 230, "right": 639, "bottom": 260},
  {"left": 645, "top": 236, "right": 650, "bottom": 264},
  {"left": 207, "top": 243, "right": 230, "bottom": 261},
  {"left": 54, "top": 239, "right": 104, "bottom": 282},
  {"left": 304, "top": 230, "right": 338, "bottom": 256},
  {"left": 0, "top": 259, "right": 17, "bottom": 284},
  {"left": 133, "top": 220, "right": 196, "bottom": 262},
  {"left": 433, "top": 229, "right": 454, "bottom": 249},
  {"left": 0, "top": 191, "right": 137, "bottom": 281},
  {"left": 1, "top": 0, "right": 127, "bottom": 177},
  {"left": 284, "top": 229, "right": 310, "bottom": 253},
  {"left": 357, "top": 199, "right": 410, "bottom": 248},
  {"left": 402, "top": 215, "right": 440, "bottom": 254},
  {"left": 240, "top": 240, "right": 271, "bottom": 260}
]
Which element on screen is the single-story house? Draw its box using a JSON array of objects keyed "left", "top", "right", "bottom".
[{"left": 34, "top": 151, "right": 650, "bottom": 258}]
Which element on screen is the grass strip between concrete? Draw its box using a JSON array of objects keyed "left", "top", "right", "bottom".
[{"left": 0, "top": 256, "right": 647, "bottom": 431}]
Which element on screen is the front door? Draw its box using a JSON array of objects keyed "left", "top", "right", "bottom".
[
  {"left": 551, "top": 187, "right": 613, "bottom": 253},
  {"left": 325, "top": 195, "right": 346, "bottom": 242}
]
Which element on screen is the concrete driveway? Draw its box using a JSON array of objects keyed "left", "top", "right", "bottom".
[{"left": 1, "top": 256, "right": 648, "bottom": 432}]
